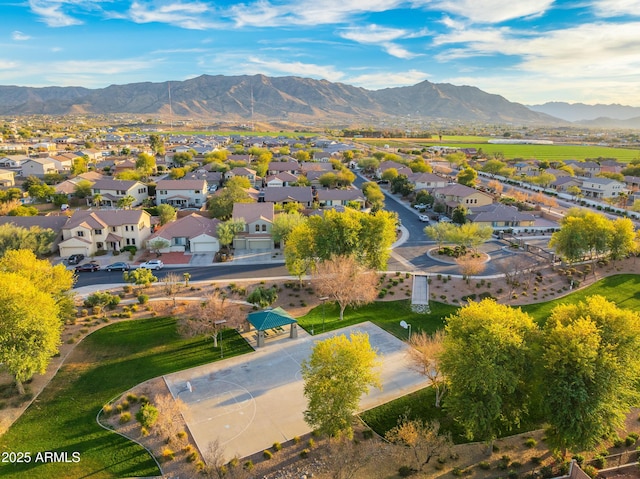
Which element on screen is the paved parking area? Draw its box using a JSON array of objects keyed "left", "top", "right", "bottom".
[{"left": 164, "top": 322, "right": 427, "bottom": 462}]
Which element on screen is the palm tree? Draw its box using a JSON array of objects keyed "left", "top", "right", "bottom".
[
  {"left": 117, "top": 195, "right": 135, "bottom": 209},
  {"left": 617, "top": 191, "right": 629, "bottom": 209},
  {"left": 93, "top": 193, "right": 103, "bottom": 208}
]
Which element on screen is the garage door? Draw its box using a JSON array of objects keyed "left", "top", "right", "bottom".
[
  {"left": 191, "top": 239, "right": 219, "bottom": 253},
  {"left": 60, "top": 245, "right": 89, "bottom": 258},
  {"left": 247, "top": 238, "right": 272, "bottom": 250}
]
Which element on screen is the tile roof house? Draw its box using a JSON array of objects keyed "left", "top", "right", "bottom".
[
  {"left": 261, "top": 186, "right": 314, "bottom": 207},
  {"left": 20, "top": 158, "right": 58, "bottom": 177},
  {"left": 265, "top": 172, "right": 298, "bottom": 187},
  {"left": 467, "top": 203, "right": 536, "bottom": 228},
  {"left": 377, "top": 160, "right": 412, "bottom": 178},
  {"left": 91, "top": 179, "right": 148, "bottom": 207},
  {"left": 232, "top": 202, "right": 274, "bottom": 250},
  {"left": 225, "top": 167, "right": 259, "bottom": 187},
  {"left": 58, "top": 209, "right": 152, "bottom": 257},
  {"left": 267, "top": 161, "right": 301, "bottom": 175},
  {"left": 156, "top": 179, "right": 208, "bottom": 208},
  {"left": 0, "top": 155, "right": 30, "bottom": 168},
  {"left": 433, "top": 184, "right": 493, "bottom": 214},
  {"left": 624, "top": 175, "right": 640, "bottom": 192},
  {"left": 146, "top": 213, "right": 220, "bottom": 253},
  {"left": 316, "top": 187, "right": 365, "bottom": 209},
  {"left": 408, "top": 172, "right": 448, "bottom": 190},
  {"left": 0, "top": 168, "right": 15, "bottom": 187},
  {"left": 580, "top": 177, "right": 626, "bottom": 199},
  {"left": 551, "top": 176, "right": 583, "bottom": 193}
]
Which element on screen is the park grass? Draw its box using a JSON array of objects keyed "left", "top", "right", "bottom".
[
  {"left": 296, "top": 299, "right": 457, "bottom": 339},
  {"left": 0, "top": 317, "right": 252, "bottom": 479}
]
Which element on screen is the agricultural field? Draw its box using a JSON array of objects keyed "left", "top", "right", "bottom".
[{"left": 357, "top": 137, "right": 640, "bottom": 162}]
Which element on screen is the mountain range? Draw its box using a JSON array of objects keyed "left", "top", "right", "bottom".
[
  {"left": 528, "top": 102, "right": 640, "bottom": 126},
  {"left": 0, "top": 74, "right": 559, "bottom": 125}
]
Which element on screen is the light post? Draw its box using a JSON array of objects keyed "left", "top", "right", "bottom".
[
  {"left": 319, "top": 296, "right": 329, "bottom": 333},
  {"left": 177, "top": 381, "right": 192, "bottom": 398},
  {"left": 400, "top": 320, "right": 412, "bottom": 340}
]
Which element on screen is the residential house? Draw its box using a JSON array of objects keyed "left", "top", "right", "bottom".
[
  {"left": 0, "top": 169, "right": 15, "bottom": 187},
  {"left": 545, "top": 168, "right": 571, "bottom": 178},
  {"left": 408, "top": 172, "right": 448, "bottom": 191},
  {"left": 0, "top": 155, "right": 29, "bottom": 169},
  {"left": 232, "top": 202, "right": 274, "bottom": 250},
  {"left": 566, "top": 160, "right": 601, "bottom": 178},
  {"left": 267, "top": 161, "right": 301, "bottom": 176},
  {"left": 21, "top": 158, "right": 58, "bottom": 177},
  {"left": 156, "top": 179, "right": 208, "bottom": 208},
  {"left": 225, "top": 167, "right": 259, "bottom": 187},
  {"left": 58, "top": 210, "right": 152, "bottom": 257},
  {"left": 146, "top": 213, "right": 220, "bottom": 253},
  {"left": 300, "top": 162, "right": 332, "bottom": 174},
  {"left": 316, "top": 187, "right": 365, "bottom": 209},
  {"left": 551, "top": 176, "right": 583, "bottom": 193},
  {"left": 113, "top": 158, "right": 137, "bottom": 175},
  {"left": 304, "top": 170, "right": 326, "bottom": 186},
  {"left": 261, "top": 186, "right": 314, "bottom": 208},
  {"left": 313, "top": 151, "right": 332, "bottom": 162},
  {"left": 265, "top": 172, "right": 298, "bottom": 187},
  {"left": 91, "top": 179, "right": 148, "bottom": 207},
  {"left": 624, "top": 176, "right": 640, "bottom": 192},
  {"left": 513, "top": 162, "right": 539, "bottom": 176},
  {"left": 467, "top": 203, "right": 536, "bottom": 228},
  {"left": 580, "top": 177, "right": 626, "bottom": 199},
  {"left": 433, "top": 184, "right": 493, "bottom": 214}
]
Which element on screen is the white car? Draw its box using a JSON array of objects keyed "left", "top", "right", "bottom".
[
  {"left": 419, "top": 214, "right": 430, "bottom": 222},
  {"left": 139, "top": 259, "right": 164, "bottom": 270}
]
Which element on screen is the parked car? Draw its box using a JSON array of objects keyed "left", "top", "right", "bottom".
[
  {"left": 67, "top": 254, "right": 85, "bottom": 265},
  {"left": 139, "top": 259, "right": 164, "bottom": 270},
  {"left": 419, "top": 214, "right": 431, "bottom": 222},
  {"left": 104, "top": 262, "right": 130, "bottom": 272},
  {"left": 439, "top": 216, "right": 452, "bottom": 223},
  {"left": 413, "top": 203, "right": 427, "bottom": 210},
  {"left": 75, "top": 262, "right": 100, "bottom": 272}
]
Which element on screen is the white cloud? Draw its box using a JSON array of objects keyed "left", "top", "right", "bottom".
[
  {"left": 590, "top": 0, "right": 640, "bottom": 17},
  {"left": 126, "top": 1, "right": 221, "bottom": 29},
  {"left": 0, "top": 60, "right": 19, "bottom": 70},
  {"left": 347, "top": 69, "right": 430, "bottom": 89},
  {"left": 241, "top": 57, "right": 346, "bottom": 82},
  {"left": 28, "top": 0, "right": 84, "bottom": 27},
  {"left": 339, "top": 24, "right": 421, "bottom": 59},
  {"left": 12, "top": 31, "right": 31, "bottom": 41},
  {"left": 231, "top": 0, "right": 404, "bottom": 27},
  {"left": 424, "top": 0, "right": 554, "bottom": 23}
]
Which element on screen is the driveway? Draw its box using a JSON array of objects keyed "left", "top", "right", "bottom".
[{"left": 163, "top": 322, "right": 427, "bottom": 462}]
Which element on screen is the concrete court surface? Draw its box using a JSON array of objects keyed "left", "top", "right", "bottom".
[{"left": 163, "top": 321, "right": 428, "bottom": 462}]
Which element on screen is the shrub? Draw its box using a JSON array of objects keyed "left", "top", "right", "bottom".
[
  {"left": 478, "top": 461, "right": 491, "bottom": 470},
  {"left": 162, "top": 448, "right": 175, "bottom": 461},
  {"left": 498, "top": 455, "right": 511, "bottom": 470},
  {"left": 362, "top": 429, "right": 374, "bottom": 440},
  {"left": 263, "top": 450, "right": 273, "bottom": 460},
  {"left": 308, "top": 438, "right": 316, "bottom": 448},
  {"left": 293, "top": 436, "right": 301, "bottom": 444},
  {"left": 540, "top": 465, "right": 554, "bottom": 478},
  {"left": 511, "top": 461, "right": 522, "bottom": 468},
  {"left": 398, "top": 465, "right": 413, "bottom": 477},
  {"left": 140, "top": 426, "right": 150, "bottom": 437},
  {"left": 593, "top": 455, "right": 606, "bottom": 469},
  {"left": 272, "top": 442, "right": 282, "bottom": 452},
  {"left": 508, "top": 470, "right": 519, "bottom": 479},
  {"left": 186, "top": 451, "right": 198, "bottom": 462},
  {"left": 102, "top": 404, "right": 113, "bottom": 416},
  {"left": 126, "top": 393, "right": 138, "bottom": 403},
  {"left": 228, "top": 457, "right": 239, "bottom": 468},
  {"left": 119, "top": 412, "right": 132, "bottom": 423},
  {"left": 139, "top": 395, "right": 149, "bottom": 404},
  {"left": 299, "top": 449, "right": 310, "bottom": 458},
  {"left": 120, "top": 400, "right": 130, "bottom": 410},
  {"left": 137, "top": 294, "right": 149, "bottom": 304},
  {"left": 136, "top": 403, "right": 159, "bottom": 428},
  {"left": 530, "top": 456, "right": 542, "bottom": 465},
  {"left": 176, "top": 431, "right": 187, "bottom": 440},
  {"left": 572, "top": 454, "right": 585, "bottom": 466},
  {"left": 524, "top": 438, "right": 537, "bottom": 448},
  {"left": 613, "top": 436, "right": 624, "bottom": 448},
  {"left": 243, "top": 460, "right": 254, "bottom": 471},
  {"left": 582, "top": 465, "right": 598, "bottom": 478}
]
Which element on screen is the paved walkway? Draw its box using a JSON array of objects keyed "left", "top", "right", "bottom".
[{"left": 163, "top": 322, "right": 428, "bottom": 463}]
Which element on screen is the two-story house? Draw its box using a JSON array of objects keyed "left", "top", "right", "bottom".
[
  {"left": 58, "top": 210, "right": 152, "bottom": 257},
  {"left": 432, "top": 184, "right": 493, "bottom": 214},
  {"left": 225, "top": 167, "right": 259, "bottom": 187},
  {"left": 267, "top": 161, "right": 301, "bottom": 176},
  {"left": 21, "top": 158, "right": 58, "bottom": 177},
  {"left": 0, "top": 169, "right": 15, "bottom": 187},
  {"left": 155, "top": 179, "right": 208, "bottom": 208},
  {"left": 91, "top": 179, "right": 148, "bottom": 207},
  {"left": 232, "top": 202, "right": 274, "bottom": 250},
  {"left": 408, "top": 172, "right": 448, "bottom": 191},
  {"left": 0, "top": 155, "right": 29, "bottom": 169},
  {"left": 265, "top": 172, "right": 298, "bottom": 188},
  {"left": 580, "top": 177, "right": 626, "bottom": 199}
]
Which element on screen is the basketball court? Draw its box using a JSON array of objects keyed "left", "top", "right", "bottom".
[{"left": 163, "top": 322, "right": 428, "bottom": 461}]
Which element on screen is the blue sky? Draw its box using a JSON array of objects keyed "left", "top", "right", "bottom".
[{"left": 2, "top": 0, "right": 640, "bottom": 106}]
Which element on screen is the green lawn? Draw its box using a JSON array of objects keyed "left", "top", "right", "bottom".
[
  {"left": 0, "top": 317, "right": 253, "bottom": 479},
  {"left": 296, "top": 299, "right": 457, "bottom": 339}
]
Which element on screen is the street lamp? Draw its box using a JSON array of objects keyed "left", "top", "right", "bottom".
[
  {"left": 400, "top": 320, "right": 412, "bottom": 340},
  {"left": 319, "top": 296, "right": 329, "bottom": 333}
]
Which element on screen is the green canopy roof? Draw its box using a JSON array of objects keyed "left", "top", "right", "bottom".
[{"left": 247, "top": 307, "right": 297, "bottom": 331}]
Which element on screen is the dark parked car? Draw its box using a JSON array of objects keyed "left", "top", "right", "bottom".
[
  {"left": 67, "top": 254, "right": 85, "bottom": 265},
  {"left": 75, "top": 262, "right": 100, "bottom": 272},
  {"left": 104, "top": 262, "right": 130, "bottom": 272}
]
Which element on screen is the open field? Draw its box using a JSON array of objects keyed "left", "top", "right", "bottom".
[
  {"left": 0, "top": 317, "right": 252, "bottom": 479},
  {"left": 357, "top": 137, "right": 640, "bottom": 161}
]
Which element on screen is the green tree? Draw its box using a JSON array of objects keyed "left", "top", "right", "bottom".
[
  {"left": 172, "top": 152, "right": 192, "bottom": 167},
  {"left": 216, "top": 219, "right": 246, "bottom": 252},
  {"left": 381, "top": 168, "right": 398, "bottom": 182},
  {"left": 319, "top": 172, "right": 338, "bottom": 188},
  {"left": 0, "top": 224, "right": 56, "bottom": 257},
  {"left": 284, "top": 221, "right": 315, "bottom": 284},
  {"left": 409, "top": 158, "right": 432, "bottom": 173},
  {"left": 246, "top": 286, "right": 278, "bottom": 308},
  {"left": 71, "top": 155, "right": 88, "bottom": 175},
  {"left": 123, "top": 268, "right": 158, "bottom": 290},
  {"left": 457, "top": 167, "right": 478, "bottom": 187},
  {"left": 271, "top": 212, "right": 306, "bottom": 244},
  {"left": 149, "top": 134, "right": 165, "bottom": 155},
  {"left": 480, "top": 159, "right": 507, "bottom": 177},
  {"left": 608, "top": 217, "right": 636, "bottom": 262},
  {"left": 156, "top": 204, "right": 177, "bottom": 226},
  {"left": 451, "top": 205, "right": 467, "bottom": 225},
  {"left": 136, "top": 152, "right": 156, "bottom": 180},
  {"left": 0, "top": 272, "right": 60, "bottom": 395},
  {"left": 136, "top": 403, "right": 160, "bottom": 428},
  {"left": 550, "top": 209, "right": 613, "bottom": 264},
  {"left": 8, "top": 205, "right": 38, "bottom": 216},
  {"left": 28, "top": 182, "right": 55, "bottom": 201},
  {"left": 390, "top": 174, "right": 414, "bottom": 196},
  {"left": 302, "top": 332, "right": 381, "bottom": 439},
  {"left": 208, "top": 184, "right": 254, "bottom": 220},
  {"left": 73, "top": 179, "right": 93, "bottom": 199},
  {"left": 424, "top": 222, "right": 456, "bottom": 249},
  {"left": 541, "top": 296, "right": 640, "bottom": 454},
  {"left": 361, "top": 182, "right": 385, "bottom": 211},
  {"left": 439, "top": 299, "right": 537, "bottom": 449},
  {"left": 117, "top": 195, "right": 135, "bottom": 209}
]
